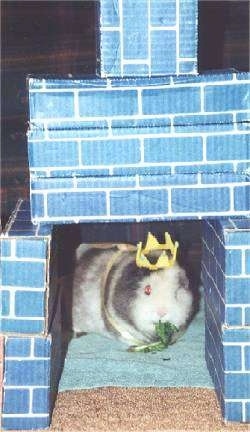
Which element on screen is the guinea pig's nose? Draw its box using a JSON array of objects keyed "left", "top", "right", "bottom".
[{"left": 157, "top": 308, "right": 168, "bottom": 318}]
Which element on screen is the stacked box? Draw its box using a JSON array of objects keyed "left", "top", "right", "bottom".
[
  {"left": 99, "top": 0, "right": 198, "bottom": 77},
  {"left": 0, "top": 336, "right": 3, "bottom": 422},
  {"left": 1, "top": 202, "right": 52, "bottom": 334},
  {"left": 2, "top": 336, "right": 51, "bottom": 430},
  {"left": 202, "top": 218, "right": 250, "bottom": 422},
  {"left": 0, "top": 200, "right": 63, "bottom": 430},
  {"left": 28, "top": 72, "right": 250, "bottom": 224}
]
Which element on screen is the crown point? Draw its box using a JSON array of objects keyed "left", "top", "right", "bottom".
[{"left": 136, "top": 231, "right": 178, "bottom": 271}]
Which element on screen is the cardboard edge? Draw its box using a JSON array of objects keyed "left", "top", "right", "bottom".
[
  {"left": 2, "top": 199, "right": 24, "bottom": 236},
  {"left": 0, "top": 335, "right": 4, "bottom": 430}
]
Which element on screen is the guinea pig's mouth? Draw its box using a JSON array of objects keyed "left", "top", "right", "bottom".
[
  {"left": 153, "top": 317, "right": 179, "bottom": 329},
  {"left": 152, "top": 318, "right": 168, "bottom": 327}
]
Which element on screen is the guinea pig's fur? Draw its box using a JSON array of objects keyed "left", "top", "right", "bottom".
[{"left": 72, "top": 244, "right": 193, "bottom": 346}]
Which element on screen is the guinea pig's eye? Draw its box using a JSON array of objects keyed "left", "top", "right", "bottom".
[{"left": 144, "top": 284, "right": 152, "bottom": 296}]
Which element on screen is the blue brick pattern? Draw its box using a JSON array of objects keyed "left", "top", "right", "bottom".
[
  {"left": 0, "top": 200, "right": 64, "bottom": 430},
  {"left": 28, "top": 72, "right": 250, "bottom": 224},
  {"left": 1, "top": 336, "right": 51, "bottom": 430},
  {"left": 202, "top": 218, "right": 250, "bottom": 422},
  {"left": 0, "top": 200, "right": 52, "bottom": 334},
  {"left": 99, "top": 0, "right": 198, "bottom": 77}
]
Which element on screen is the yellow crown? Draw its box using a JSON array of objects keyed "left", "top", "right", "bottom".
[{"left": 136, "top": 232, "right": 179, "bottom": 271}]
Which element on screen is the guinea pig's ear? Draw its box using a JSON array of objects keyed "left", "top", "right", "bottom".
[
  {"left": 143, "top": 250, "right": 163, "bottom": 265},
  {"left": 126, "top": 261, "right": 151, "bottom": 281},
  {"left": 137, "top": 265, "right": 151, "bottom": 279}
]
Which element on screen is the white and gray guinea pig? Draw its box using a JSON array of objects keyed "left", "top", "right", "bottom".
[{"left": 72, "top": 244, "right": 194, "bottom": 346}]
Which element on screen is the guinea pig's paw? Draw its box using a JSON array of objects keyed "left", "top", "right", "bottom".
[{"left": 72, "top": 330, "right": 88, "bottom": 338}]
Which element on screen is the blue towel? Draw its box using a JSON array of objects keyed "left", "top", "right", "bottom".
[{"left": 59, "top": 289, "right": 213, "bottom": 390}]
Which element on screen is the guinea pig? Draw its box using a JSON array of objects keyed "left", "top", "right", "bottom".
[{"left": 72, "top": 244, "right": 194, "bottom": 347}]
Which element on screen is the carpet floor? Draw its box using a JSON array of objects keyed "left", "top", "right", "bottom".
[
  {"left": 48, "top": 387, "right": 249, "bottom": 431},
  {"left": 9, "top": 387, "right": 250, "bottom": 431}
]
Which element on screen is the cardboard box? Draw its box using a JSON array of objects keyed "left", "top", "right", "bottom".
[
  {"left": 99, "top": 0, "right": 198, "bottom": 77},
  {"left": 1, "top": 335, "right": 51, "bottom": 430},
  {"left": 1, "top": 326, "right": 63, "bottom": 430},
  {"left": 0, "top": 336, "right": 3, "bottom": 425},
  {"left": 202, "top": 218, "right": 250, "bottom": 422},
  {"left": 0, "top": 200, "right": 63, "bottom": 430},
  {"left": 27, "top": 71, "right": 250, "bottom": 224},
  {"left": 0, "top": 200, "right": 58, "bottom": 335}
]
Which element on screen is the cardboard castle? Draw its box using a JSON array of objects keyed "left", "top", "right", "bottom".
[{"left": 1, "top": 0, "right": 250, "bottom": 428}]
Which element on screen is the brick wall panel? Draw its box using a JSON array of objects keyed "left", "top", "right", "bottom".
[
  {"left": 99, "top": 0, "right": 198, "bottom": 77},
  {"left": 202, "top": 218, "right": 250, "bottom": 422}
]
